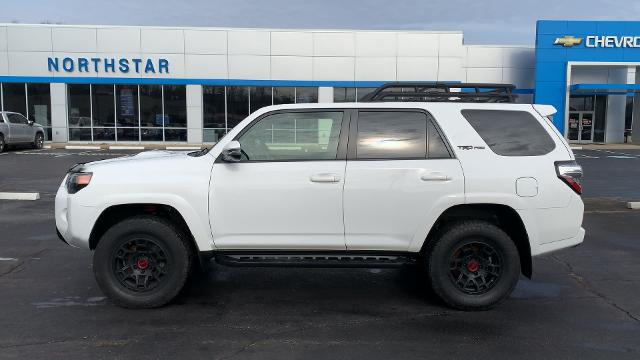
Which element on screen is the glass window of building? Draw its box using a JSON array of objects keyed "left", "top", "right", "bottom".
[
  {"left": 295, "top": 87, "right": 318, "bottom": 103},
  {"left": 273, "top": 87, "right": 295, "bottom": 105},
  {"left": 334, "top": 87, "right": 357, "bottom": 103},
  {"left": 163, "top": 85, "right": 187, "bottom": 141},
  {"left": 67, "top": 84, "right": 92, "bottom": 141},
  {"left": 249, "top": 86, "right": 272, "bottom": 113},
  {"left": 139, "top": 85, "right": 163, "bottom": 141},
  {"left": 92, "top": 84, "right": 115, "bottom": 141},
  {"left": 203, "top": 86, "right": 226, "bottom": 143},
  {"left": 227, "top": 86, "right": 249, "bottom": 128},
  {"left": 356, "top": 87, "right": 377, "bottom": 101},
  {"left": 116, "top": 85, "right": 139, "bottom": 141},
  {"left": 26, "top": 83, "right": 52, "bottom": 140},
  {"left": 3, "top": 83, "right": 27, "bottom": 116}
]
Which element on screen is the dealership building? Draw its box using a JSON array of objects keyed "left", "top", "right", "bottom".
[{"left": 0, "top": 20, "right": 638, "bottom": 145}]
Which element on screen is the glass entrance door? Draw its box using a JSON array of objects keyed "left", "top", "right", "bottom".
[
  {"left": 580, "top": 113, "right": 593, "bottom": 142},
  {"left": 567, "top": 111, "right": 595, "bottom": 143}
]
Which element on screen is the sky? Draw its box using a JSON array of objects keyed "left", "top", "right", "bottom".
[{"left": 1, "top": 0, "right": 640, "bottom": 44}]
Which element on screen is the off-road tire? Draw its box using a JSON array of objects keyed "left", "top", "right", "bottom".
[
  {"left": 93, "top": 215, "right": 193, "bottom": 308},
  {"left": 424, "top": 220, "right": 520, "bottom": 311}
]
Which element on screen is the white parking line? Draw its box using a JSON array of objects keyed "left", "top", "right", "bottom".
[
  {"left": 64, "top": 145, "right": 101, "bottom": 150},
  {"left": 0, "top": 192, "right": 41, "bottom": 201},
  {"left": 108, "top": 145, "right": 145, "bottom": 150},
  {"left": 595, "top": 149, "right": 639, "bottom": 157},
  {"left": 0, "top": 257, "right": 18, "bottom": 261},
  {"left": 570, "top": 146, "right": 583, "bottom": 150},
  {"left": 627, "top": 202, "right": 640, "bottom": 210}
]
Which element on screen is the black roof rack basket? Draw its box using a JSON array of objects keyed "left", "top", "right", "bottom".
[{"left": 360, "top": 82, "right": 518, "bottom": 103}]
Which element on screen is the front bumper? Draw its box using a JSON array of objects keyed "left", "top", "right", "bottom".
[{"left": 55, "top": 182, "right": 95, "bottom": 249}]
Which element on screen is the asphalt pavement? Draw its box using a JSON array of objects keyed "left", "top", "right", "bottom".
[{"left": 0, "top": 147, "right": 639, "bottom": 359}]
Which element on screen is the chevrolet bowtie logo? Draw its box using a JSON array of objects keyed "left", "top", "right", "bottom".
[{"left": 554, "top": 35, "right": 583, "bottom": 47}]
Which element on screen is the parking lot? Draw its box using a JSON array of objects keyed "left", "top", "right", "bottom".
[{"left": 0, "top": 147, "right": 639, "bottom": 359}]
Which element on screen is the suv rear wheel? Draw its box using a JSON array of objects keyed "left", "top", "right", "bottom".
[
  {"left": 425, "top": 220, "right": 520, "bottom": 310},
  {"left": 93, "top": 216, "right": 193, "bottom": 308}
]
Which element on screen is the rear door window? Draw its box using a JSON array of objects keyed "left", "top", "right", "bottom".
[
  {"left": 356, "top": 111, "right": 427, "bottom": 159},
  {"left": 355, "top": 110, "right": 452, "bottom": 159},
  {"left": 461, "top": 109, "right": 556, "bottom": 156}
]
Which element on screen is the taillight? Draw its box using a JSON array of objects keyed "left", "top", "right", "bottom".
[{"left": 555, "top": 161, "right": 583, "bottom": 195}]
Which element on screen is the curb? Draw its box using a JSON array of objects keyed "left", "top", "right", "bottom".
[
  {"left": 627, "top": 202, "right": 640, "bottom": 210},
  {"left": 0, "top": 192, "right": 40, "bottom": 201}
]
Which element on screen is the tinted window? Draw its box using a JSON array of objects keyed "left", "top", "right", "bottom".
[
  {"left": 237, "top": 111, "right": 343, "bottom": 161},
  {"left": 3, "top": 83, "right": 27, "bottom": 116},
  {"left": 427, "top": 120, "right": 451, "bottom": 159},
  {"left": 334, "top": 87, "right": 356, "bottom": 103},
  {"left": 249, "top": 86, "right": 272, "bottom": 113},
  {"left": 139, "top": 85, "right": 163, "bottom": 128},
  {"left": 295, "top": 87, "right": 318, "bottom": 103},
  {"left": 356, "top": 111, "right": 427, "bottom": 159},
  {"left": 67, "top": 84, "right": 91, "bottom": 128},
  {"left": 7, "top": 113, "right": 28, "bottom": 124},
  {"left": 116, "top": 85, "right": 139, "bottom": 127},
  {"left": 273, "top": 87, "right": 295, "bottom": 105},
  {"left": 163, "top": 85, "right": 187, "bottom": 128},
  {"left": 461, "top": 110, "right": 556, "bottom": 156},
  {"left": 227, "top": 86, "right": 249, "bottom": 128}
]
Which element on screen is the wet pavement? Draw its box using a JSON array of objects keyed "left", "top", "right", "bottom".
[{"left": 0, "top": 148, "right": 639, "bottom": 359}]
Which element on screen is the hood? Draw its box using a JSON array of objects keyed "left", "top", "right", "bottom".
[{"left": 81, "top": 150, "right": 192, "bottom": 171}]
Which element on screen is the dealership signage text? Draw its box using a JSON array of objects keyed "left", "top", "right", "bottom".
[
  {"left": 47, "top": 57, "right": 170, "bottom": 74},
  {"left": 586, "top": 36, "right": 640, "bottom": 48}
]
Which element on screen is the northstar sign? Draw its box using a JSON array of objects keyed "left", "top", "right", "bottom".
[{"left": 47, "top": 57, "right": 170, "bottom": 74}]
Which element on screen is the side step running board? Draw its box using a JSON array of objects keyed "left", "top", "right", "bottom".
[{"left": 215, "top": 252, "right": 418, "bottom": 268}]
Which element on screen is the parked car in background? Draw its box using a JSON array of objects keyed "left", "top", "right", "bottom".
[{"left": 0, "top": 111, "right": 45, "bottom": 152}]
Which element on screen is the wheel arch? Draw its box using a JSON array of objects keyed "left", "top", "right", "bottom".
[
  {"left": 421, "top": 203, "right": 532, "bottom": 278},
  {"left": 88, "top": 203, "right": 200, "bottom": 257}
]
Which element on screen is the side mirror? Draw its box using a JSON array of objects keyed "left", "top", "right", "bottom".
[
  {"left": 221, "top": 140, "right": 242, "bottom": 162},
  {"left": 28, "top": 119, "right": 34, "bottom": 126}
]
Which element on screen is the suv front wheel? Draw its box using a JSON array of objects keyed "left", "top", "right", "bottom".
[
  {"left": 93, "top": 216, "right": 193, "bottom": 308},
  {"left": 425, "top": 220, "right": 520, "bottom": 311}
]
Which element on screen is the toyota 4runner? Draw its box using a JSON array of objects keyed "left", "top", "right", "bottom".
[{"left": 55, "top": 83, "right": 584, "bottom": 310}]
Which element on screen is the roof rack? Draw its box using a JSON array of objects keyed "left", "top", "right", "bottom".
[{"left": 360, "top": 82, "right": 518, "bottom": 103}]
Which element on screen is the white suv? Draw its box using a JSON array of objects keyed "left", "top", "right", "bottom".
[{"left": 55, "top": 85, "right": 584, "bottom": 310}]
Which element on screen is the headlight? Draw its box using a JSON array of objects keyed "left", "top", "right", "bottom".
[{"left": 66, "top": 172, "right": 93, "bottom": 194}]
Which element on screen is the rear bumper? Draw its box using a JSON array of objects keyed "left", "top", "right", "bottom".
[{"left": 535, "top": 227, "right": 585, "bottom": 256}]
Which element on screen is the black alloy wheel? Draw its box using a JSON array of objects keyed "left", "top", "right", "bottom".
[
  {"left": 112, "top": 237, "right": 170, "bottom": 292},
  {"left": 448, "top": 241, "right": 503, "bottom": 295}
]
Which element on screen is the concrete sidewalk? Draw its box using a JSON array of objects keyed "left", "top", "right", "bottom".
[{"left": 572, "top": 143, "right": 640, "bottom": 150}]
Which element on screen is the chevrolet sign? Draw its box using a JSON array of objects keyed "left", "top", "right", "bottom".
[
  {"left": 585, "top": 36, "right": 640, "bottom": 48},
  {"left": 554, "top": 35, "right": 640, "bottom": 48}
]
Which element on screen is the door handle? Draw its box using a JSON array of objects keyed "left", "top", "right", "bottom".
[
  {"left": 310, "top": 173, "right": 340, "bottom": 183},
  {"left": 420, "top": 173, "right": 451, "bottom": 182}
]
